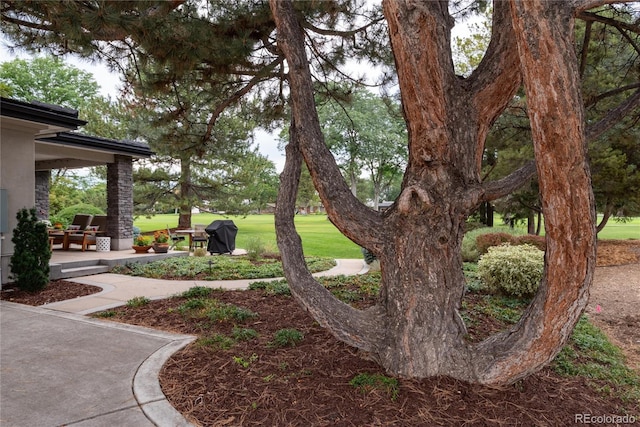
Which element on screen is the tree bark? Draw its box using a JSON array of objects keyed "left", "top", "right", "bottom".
[
  {"left": 178, "top": 157, "right": 192, "bottom": 229},
  {"left": 272, "top": 0, "right": 598, "bottom": 385}
]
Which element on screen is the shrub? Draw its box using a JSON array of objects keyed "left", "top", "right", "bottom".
[
  {"left": 361, "top": 247, "right": 377, "bottom": 265},
  {"left": 245, "top": 236, "right": 267, "bottom": 261},
  {"left": 477, "top": 244, "right": 544, "bottom": 298},
  {"left": 55, "top": 204, "right": 104, "bottom": 227},
  {"left": 476, "top": 232, "right": 516, "bottom": 255},
  {"left": 461, "top": 227, "right": 519, "bottom": 262},
  {"left": 10, "top": 208, "right": 51, "bottom": 292},
  {"left": 515, "top": 234, "right": 546, "bottom": 251}
]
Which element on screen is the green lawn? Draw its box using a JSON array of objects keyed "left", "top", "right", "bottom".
[
  {"left": 134, "top": 213, "right": 363, "bottom": 258},
  {"left": 134, "top": 213, "right": 639, "bottom": 258},
  {"left": 596, "top": 216, "right": 640, "bottom": 240}
]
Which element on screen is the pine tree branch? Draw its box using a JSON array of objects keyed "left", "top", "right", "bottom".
[
  {"left": 202, "top": 57, "right": 284, "bottom": 143},
  {"left": 585, "top": 83, "right": 640, "bottom": 107},
  {"left": 586, "top": 88, "right": 640, "bottom": 140},
  {"left": 578, "top": 20, "right": 593, "bottom": 78},
  {"left": 481, "top": 161, "right": 537, "bottom": 202},
  {"left": 572, "top": 0, "right": 640, "bottom": 13},
  {"left": 302, "top": 16, "right": 385, "bottom": 38},
  {"left": 577, "top": 10, "right": 640, "bottom": 35}
]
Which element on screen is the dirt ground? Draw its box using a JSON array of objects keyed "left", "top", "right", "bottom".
[{"left": 586, "top": 262, "right": 640, "bottom": 373}]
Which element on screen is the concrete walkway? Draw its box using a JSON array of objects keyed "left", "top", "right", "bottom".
[
  {"left": 40, "top": 258, "right": 367, "bottom": 315},
  {"left": 0, "top": 259, "right": 366, "bottom": 427}
]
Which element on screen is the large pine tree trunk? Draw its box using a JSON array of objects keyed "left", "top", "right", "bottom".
[{"left": 271, "top": 0, "right": 597, "bottom": 385}]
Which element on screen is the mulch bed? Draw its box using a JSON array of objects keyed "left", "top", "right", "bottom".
[
  {"left": 100, "top": 289, "right": 636, "bottom": 426},
  {"left": 0, "top": 280, "right": 102, "bottom": 305}
]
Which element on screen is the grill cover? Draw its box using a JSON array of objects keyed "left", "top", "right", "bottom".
[{"left": 205, "top": 220, "right": 238, "bottom": 254}]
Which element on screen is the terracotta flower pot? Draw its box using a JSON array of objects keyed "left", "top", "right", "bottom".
[{"left": 132, "top": 245, "right": 152, "bottom": 253}]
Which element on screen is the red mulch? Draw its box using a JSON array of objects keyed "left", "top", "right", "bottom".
[{"left": 97, "top": 289, "right": 637, "bottom": 427}]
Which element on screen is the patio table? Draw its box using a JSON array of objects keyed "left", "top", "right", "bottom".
[{"left": 174, "top": 229, "right": 195, "bottom": 249}]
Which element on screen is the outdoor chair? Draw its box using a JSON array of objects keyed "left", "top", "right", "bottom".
[
  {"left": 67, "top": 215, "right": 107, "bottom": 251},
  {"left": 190, "top": 223, "right": 208, "bottom": 251},
  {"left": 167, "top": 226, "right": 185, "bottom": 249},
  {"left": 49, "top": 214, "right": 93, "bottom": 249}
]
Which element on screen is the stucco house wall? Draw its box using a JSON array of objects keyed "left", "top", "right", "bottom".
[{"left": 1, "top": 119, "right": 65, "bottom": 284}]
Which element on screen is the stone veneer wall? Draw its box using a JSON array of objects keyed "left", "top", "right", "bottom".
[
  {"left": 35, "top": 170, "right": 50, "bottom": 220},
  {"left": 106, "top": 155, "right": 134, "bottom": 250}
]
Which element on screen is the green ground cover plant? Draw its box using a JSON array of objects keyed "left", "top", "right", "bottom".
[
  {"left": 111, "top": 255, "right": 335, "bottom": 280},
  {"left": 126, "top": 296, "right": 150, "bottom": 307},
  {"left": 350, "top": 373, "right": 400, "bottom": 401},
  {"left": 248, "top": 279, "right": 291, "bottom": 296},
  {"left": 553, "top": 317, "right": 640, "bottom": 403},
  {"left": 270, "top": 328, "right": 304, "bottom": 348}
]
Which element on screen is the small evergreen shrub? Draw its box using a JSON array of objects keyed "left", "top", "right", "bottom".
[
  {"left": 10, "top": 208, "right": 51, "bottom": 292},
  {"left": 361, "top": 247, "right": 377, "bottom": 264},
  {"left": 477, "top": 244, "right": 544, "bottom": 298}
]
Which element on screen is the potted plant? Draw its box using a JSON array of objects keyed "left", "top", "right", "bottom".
[
  {"left": 152, "top": 230, "right": 170, "bottom": 253},
  {"left": 132, "top": 235, "right": 153, "bottom": 253}
]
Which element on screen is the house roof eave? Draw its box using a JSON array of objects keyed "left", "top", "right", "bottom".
[
  {"left": 37, "top": 131, "right": 154, "bottom": 158},
  {"left": 0, "top": 97, "right": 87, "bottom": 129}
]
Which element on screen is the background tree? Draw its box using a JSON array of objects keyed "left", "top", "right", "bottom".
[
  {"left": 454, "top": 5, "right": 640, "bottom": 232},
  {"left": 1, "top": 56, "right": 132, "bottom": 216},
  {"left": 128, "top": 71, "right": 278, "bottom": 224},
  {"left": 0, "top": 57, "right": 98, "bottom": 108},
  {"left": 316, "top": 87, "right": 407, "bottom": 210}
]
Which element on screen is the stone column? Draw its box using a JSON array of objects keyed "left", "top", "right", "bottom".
[
  {"left": 107, "top": 155, "right": 134, "bottom": 250},
  {"left": 35, "top": 170, "right": 50, "bottom": 220}
]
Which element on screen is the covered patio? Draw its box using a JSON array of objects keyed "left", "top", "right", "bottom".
[{"left": 1, "top": 97, "right": 155, "bottom": 285}]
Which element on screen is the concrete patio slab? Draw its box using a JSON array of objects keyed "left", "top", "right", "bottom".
[{"left": 0, "top": 302, "right": 194, "bottom": 427}]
